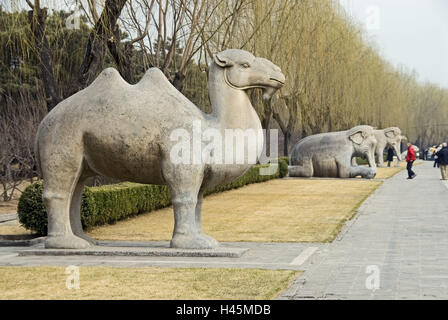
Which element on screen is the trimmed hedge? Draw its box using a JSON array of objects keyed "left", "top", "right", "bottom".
[
  {"left": 18, "top": 160, "right": 288, "bottom": 235},
  {"left": 279, "top": 156, "right": 290, "bottom": 165}
]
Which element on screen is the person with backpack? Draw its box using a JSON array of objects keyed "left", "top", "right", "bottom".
[{"left": 435, "top": 142, "right": 448, "bottom": 180}]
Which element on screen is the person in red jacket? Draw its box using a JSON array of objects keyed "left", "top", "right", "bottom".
[{"left": 406, "top": 142, "right": 417, "bottom": 179}]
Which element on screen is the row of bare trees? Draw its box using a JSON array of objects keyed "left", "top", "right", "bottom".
[
  {"left": 205, "top": 0, "right": 448, "bottom": 153},
  {"left": 1, "top": 0, "right": 447, "bottom": 200}
]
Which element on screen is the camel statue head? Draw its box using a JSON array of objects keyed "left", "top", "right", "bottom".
[{"left": 213, "top": 49, "right": 285, "bottom": 100}]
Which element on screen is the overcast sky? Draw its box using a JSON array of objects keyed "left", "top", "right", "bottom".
[{"left": 340, "top": 0, "right": 448, "bottom": 88}]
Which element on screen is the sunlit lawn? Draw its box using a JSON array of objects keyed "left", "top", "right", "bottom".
[
  {"left": 0, "top": 266, "right": 299, "bottom": 300},
  {"left": 89, "top": 178, "right": 382, "bottom": 243}
]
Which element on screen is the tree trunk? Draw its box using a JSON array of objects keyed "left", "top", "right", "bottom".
[
  {"left": 68, "top": 0, "right": 128, "bottom": 96},
  {"left": 284, "top": 131, "right": 290, "bottom": 157},
  {"left": 173, "top": 72, "right": 186, "bottom": 92},
  {"left": 27, "top": 8, "right": 61, "bottom": 111},
  {"left": 107, "top": 27, "right": 136, "bottom": 84},
  {"left": 262, "top": 108, "right": 272, "bottom": 157}
]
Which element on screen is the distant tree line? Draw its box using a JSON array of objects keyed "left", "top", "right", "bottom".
[{"left": 1, "top": 0, "right": 447, "bottom": 199}]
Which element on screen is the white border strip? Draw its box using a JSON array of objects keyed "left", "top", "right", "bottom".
[{"left": 290, "top": 247, "right": 319, "bottom": 266}]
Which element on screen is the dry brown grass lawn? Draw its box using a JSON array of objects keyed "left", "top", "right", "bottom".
[
  {"left": 0, "top": 266, "right": 299, "bottom": 300},
  {"left": 0, "top": 224, "right": 35, "bottom": 236},
  {"left": 0, "top": 180, "right": 35, "bottom": 214},
  {"left": 0, "top": 199, "right": 19, "bottom": 215},
  {"left": 374, "top": 163, "right": 406, "bottom": 179},
  {"left": 2, "top": 161, "right": 410, "bottom": 240},
  {"left": 89, "top": 178, "right": 382, "bottom": 243}
]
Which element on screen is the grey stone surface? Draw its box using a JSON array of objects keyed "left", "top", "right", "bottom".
[
  {"left": 0, "top": 237, "right": 45, "bottom": 247},
  {"left": 280, "top": 161, "right": 448, "bottom": 300},
  {"left": 289, "top": 125, "right": 377, "bottom": 179},
  {"left": 35, "top": 49, "right": 285, "bottom": 250},
  {"left": 373, "top": 127, "right": 405, "bottom": 167},
  {"left": 0, "top": 241, "right": 319, "bottom": 270},
  {"left": 0, "top": 213, "right": 17, "bottom": 223},
  {"left": 19, "top": 243, "right": 249, "bottom": 258}
]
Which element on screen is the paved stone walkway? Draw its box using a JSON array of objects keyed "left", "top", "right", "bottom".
[{"left": 280, "top": 161, "right": 448, "bottom": 299}]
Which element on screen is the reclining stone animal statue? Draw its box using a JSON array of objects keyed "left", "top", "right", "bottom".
[
  {"left": 35, "top": 49, "right": 285, "bottom": 249},
  {"left": 373, "top": 127, "right": 405, "bottom": 167},
  {"left": 288, "top": 125, "right": 377, "bottom": 179}
]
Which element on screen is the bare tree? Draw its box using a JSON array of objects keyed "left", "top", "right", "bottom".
[
  {"left": 26, "top": 0, "right": 129, "bottom": 109},
  {"left": 0, "top": 97, "right": 44, "bottom": 201}
]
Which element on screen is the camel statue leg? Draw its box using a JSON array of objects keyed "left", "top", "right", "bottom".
[
  {"left": 69, "top": 174, "right": 98, "bottom": 245},
  {"left": 162, "top": 161, "right": 217, "bottom": 249},
  {"left": 41, "top": 155, "right": 92, "bottom": 249},
  {"left": 195, "top": 190, "right": 219, "bottom": 247}
]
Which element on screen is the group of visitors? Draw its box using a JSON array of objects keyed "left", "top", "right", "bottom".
[{"left": 406, "top": 142, "right": 448, "bottom": 180}]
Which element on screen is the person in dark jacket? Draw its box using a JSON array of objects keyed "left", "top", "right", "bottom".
[
  {"left": 387, "top": 147, "right": 394, "bottom": 167},
  {"left": 406, "top": 143, "right": 417, "bottom": 179},
  {"left": 435, "top": 142, "right": 448, "bottom": 180},
  {"left": 434, "top": 153, "right": 440, "bottom": 168}
]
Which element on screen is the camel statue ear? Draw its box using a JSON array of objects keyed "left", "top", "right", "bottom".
[
  {"left": 349, "top": 131, "right": 365, "bottom": 145},
  {"left": 213, "top": 53, "right": 234, "bottom": 68}
]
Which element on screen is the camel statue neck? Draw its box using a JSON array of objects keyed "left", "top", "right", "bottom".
[{"left": 208, "top": 63, "right": 254, "bottom": 129}]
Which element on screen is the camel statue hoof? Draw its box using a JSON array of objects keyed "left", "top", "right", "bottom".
[
  {"left": 75, "top": 233, "right": 99, "bottom": 246},
  {"left": 199, "top": 233, "right": 220, "bottom": 248},
  {"left": 45, "top": 235, "right": 92, "bottom": 249},
  {"left": 170, "top": 233, "right": 219, "bottom": 249}
]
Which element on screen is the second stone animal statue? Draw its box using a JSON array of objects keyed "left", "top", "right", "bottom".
[
  {"left": 373, "top": 127, "right": 405, "bottom": 167},
  {"left": 288, "top": 125, "right": 377, "bottom": 179}
]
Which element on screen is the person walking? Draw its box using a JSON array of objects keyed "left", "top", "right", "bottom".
[
  {"left": 406, "top": 142, "right": 417, "bottom": 179},
  {"left": 387, "top": 147, "right": 394, "bottom": 167},
  {"left": 434, "top": 144, "right": 443, "bottom": 168},
  {"left": 435, "top": 142, "right": 448, "bottom": 180}
]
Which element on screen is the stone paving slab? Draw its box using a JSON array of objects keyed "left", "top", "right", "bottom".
[
  {"left": 0, "top": 213, "right": 18, "bottom": 223},
  {"left": 0, "top": 237, "right": 45, "bottom": 247},
  {"left": 0, "top": 241, "right": 320, "bottom": 270},
  {"left": 19, "top": 243, "right": 249, "bottom": 258},
  {"left": 279, "top": 161, "right": 448, "bottom": 300}
]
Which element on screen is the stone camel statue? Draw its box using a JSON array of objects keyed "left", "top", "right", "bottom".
[
  {"left": 288, "top": 125, "right": 377, "bottom": 179},
  {"left": 35, "top": 49, "right": 285, "bottom": 249}
]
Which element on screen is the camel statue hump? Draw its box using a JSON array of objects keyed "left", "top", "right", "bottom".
[
  {"left": 137, "top": 67, "right": 172, "bottom": 91},
  {"left": 89, "top": 67, "right": 128, "bottom": 89}
]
